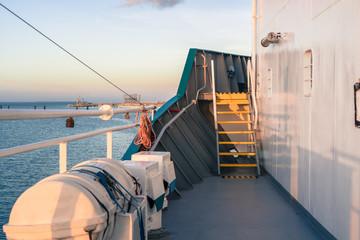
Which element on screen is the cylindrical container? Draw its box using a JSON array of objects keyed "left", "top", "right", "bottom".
[{"left": 3, "top": 158, "right": 139, "bottom": 240}]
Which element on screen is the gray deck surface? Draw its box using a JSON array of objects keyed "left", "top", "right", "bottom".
[{"left": 162, "top": 176, "right": 325, "bottom": 240}]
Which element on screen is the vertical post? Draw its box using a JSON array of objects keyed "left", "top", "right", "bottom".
[
  {"left": 247, "top": 95, "right": 261, "bottom": 176},
  {"left": 59, "top": 142, "right": 67, "bottom": 173},
  {"left": 211, "top": 60, "right": 220, "bottom": 175},
  {"left": 248, "top": 60, "right": 259, "bottom": 130},
  {"left": 107, "top": 131, "right": 112, "bottom": 159},
  {"left": 151, "top": 109, "right": 155, "bottom": 121},
  {"left": 251, "top": 0, "right": 257, "bottom": 88},
  {"left": 251, "top": 0, "right": 259, "bottom": 130}
]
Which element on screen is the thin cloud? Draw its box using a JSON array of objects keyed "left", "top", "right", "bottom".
[{"left": 121, "top": 0, "right": 183, "bottom": 9}]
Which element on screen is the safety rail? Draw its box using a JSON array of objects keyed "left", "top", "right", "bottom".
[
  {"left": 150, "top": 102, "right": 194, "bottom": 151},
  {"left": 247, "top": 59, "right": 258, "bottom": 129},
  {"left": 0, "top": 123, "right": 139, "bottom": 173},
  {"left": 0, "top": 105, "right": 156, "bottom": 120},
  {"left": 0, "top": 105, "right": 156, "bottom": 173}
]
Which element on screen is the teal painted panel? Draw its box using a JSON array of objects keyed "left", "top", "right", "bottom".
[
  {"left": 122, "top": 48, "right": 197, "bottom": 160},
  {"left": 169, "top": 179, "right": 176, "bottom": 193},
  {"left": 155, "top": 193, "right": 165, "bottom": 211},
  {"left": 152, "top": 48, "right": 197, "bottom": 122}
]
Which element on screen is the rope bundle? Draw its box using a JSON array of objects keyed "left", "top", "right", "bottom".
[{"left": 134, "top": 111, "right": 156, "bottom": 150}]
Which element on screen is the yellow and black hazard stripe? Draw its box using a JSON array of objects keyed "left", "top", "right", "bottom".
[{"left": 221, "top": 176, "right": 258, "bottom": 179}]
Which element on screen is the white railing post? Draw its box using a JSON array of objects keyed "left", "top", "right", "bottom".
[
  {"left": 59, "top": 142, "right": 67, "bottom": 173},
  {"left": 211, "top": 60, "right": 220, "bottom": 176},
  {"left": 107, "top": 131, "right": 112, "bottom": 159}
]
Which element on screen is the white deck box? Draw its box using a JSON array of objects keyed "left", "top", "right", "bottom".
[
  {"left": 131, "top": 151, "right": 176, "bottom": 208},
  {"left": 123, "top": 160, "right": 165, "bottom": 231}
]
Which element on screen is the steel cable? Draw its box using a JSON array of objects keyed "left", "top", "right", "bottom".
[{"left": 0, "top": 2, "right": 143, "bottom": 106}]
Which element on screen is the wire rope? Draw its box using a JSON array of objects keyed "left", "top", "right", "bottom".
[{"left": 0, "top": 2, "right": 143, "bottom": 106}]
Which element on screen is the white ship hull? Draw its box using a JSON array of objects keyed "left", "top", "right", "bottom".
[{"left": 255, "top": 1, "right": 360, "bottom": 239}]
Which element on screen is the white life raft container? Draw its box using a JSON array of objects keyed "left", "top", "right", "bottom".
[{"left": 3, "top": 158, "right": 146, "bottom": 240}]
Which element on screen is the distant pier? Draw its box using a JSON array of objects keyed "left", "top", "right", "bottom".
[{"left": 67, "top": 101, "right": 165, "bottom": 109}]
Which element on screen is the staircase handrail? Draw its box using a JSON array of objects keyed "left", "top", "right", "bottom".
[
  {"left": 150, "top": 102, "right": 194, "bottom": 151},
  {"left": 247, "top": 59, "right": 258, "bottom": 129}
]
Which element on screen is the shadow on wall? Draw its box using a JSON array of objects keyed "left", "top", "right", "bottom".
[{"left": 258, "top": 122, "right": 359, "bottom": 240}]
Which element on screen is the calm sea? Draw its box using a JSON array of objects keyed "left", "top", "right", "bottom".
[{"left": 0, "top": 102, "right": 139, "bottom": 239}]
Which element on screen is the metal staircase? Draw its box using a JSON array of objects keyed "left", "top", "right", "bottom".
[{"left": 214, "top": 92, "right": 260, "bottom": 177}]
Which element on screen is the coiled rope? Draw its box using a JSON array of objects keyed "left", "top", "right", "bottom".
[{"left": 134, "top": 111, "right": 156, "bottom": 150}]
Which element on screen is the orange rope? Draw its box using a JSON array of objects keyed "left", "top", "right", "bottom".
[{"left": 134, "top": 111, "right": 156, "bottom": 150}]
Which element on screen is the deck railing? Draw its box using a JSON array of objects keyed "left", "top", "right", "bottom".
[
  {"left": 0, "top": 105, "right": 156, "bottom": 173},
  {"left": 0, "top": 105, "right": 155, "bottom": 120}
]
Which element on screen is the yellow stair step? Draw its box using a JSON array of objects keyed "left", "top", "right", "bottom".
[
  {"left": 220, "top": 163, "right": 258, "bottom": 167},
  {"left": 217, "top": 111, "right": 250, "bottom": 114},
  {"left": 218, "top": 131, "right": 253, "bottom": 134},
  {"left": 219, "top": 141, "right": 255, "bottom": 144},
  {"left": 216, "top": 100, "right": 249, "bottom": 105},
  {"left": 218, "top": 120, "right": 252, "bottom": 124},
  {"left": 219, "top": 152, "right": 256, "bottom": 156},
  {"left": 216, "top": 93, "right": 248, "bottom": 100}
]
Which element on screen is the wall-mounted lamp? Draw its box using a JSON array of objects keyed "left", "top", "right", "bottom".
[{"left": 261, "top": 32, "right": 282, "bottom": 47}]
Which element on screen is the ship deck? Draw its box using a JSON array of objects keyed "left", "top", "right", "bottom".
[{"left": 162, "top": 175, "right": 325, "bottom": 240}]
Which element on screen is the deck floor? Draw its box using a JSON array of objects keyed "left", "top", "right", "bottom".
[{"left": 161, "top": 176, "right": 325, "bottom": 240}]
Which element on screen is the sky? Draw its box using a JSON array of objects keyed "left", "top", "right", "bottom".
[{"left": 0, "top": 0, "right": 252, "bottom": 102}]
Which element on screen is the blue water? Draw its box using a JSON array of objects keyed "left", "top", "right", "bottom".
[{"left": 0, "top": 102, "right": 139, "bottom": 239}]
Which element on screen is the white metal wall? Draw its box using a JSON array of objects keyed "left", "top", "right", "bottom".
[{"left": 256, "top": 0, "right": 360, "bottom": 239}]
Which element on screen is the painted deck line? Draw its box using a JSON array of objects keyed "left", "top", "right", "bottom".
[{"left": 162, "top": 176, "right": 326, "bottom": 240}]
